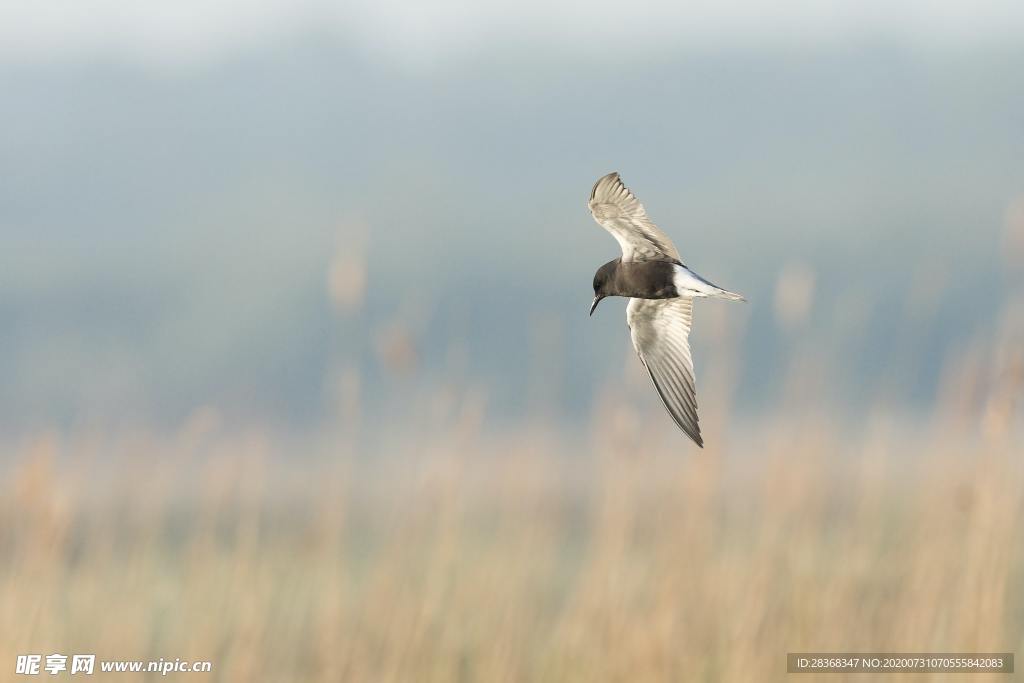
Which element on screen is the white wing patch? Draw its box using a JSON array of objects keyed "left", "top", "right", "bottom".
[
  {"left": 626, "top": 296, "right": 702, "bottom": 447},
  {"left": 589, "top": 172, "right": 682, "bottom": 263}
]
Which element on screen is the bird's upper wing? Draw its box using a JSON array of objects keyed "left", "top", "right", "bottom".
[
  {"left": 626, "top": 297, "right": 702, "bottom": 447},
  {"left": 589, "top": 172, "right": 681, "bottom": 263}
]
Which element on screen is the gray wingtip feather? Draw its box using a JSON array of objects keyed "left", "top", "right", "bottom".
[
  {"left": 670, "top": 407, "right": 704, "bottom": 448},
  {"left": 590, "top": 171, "right": 621, "bottom": 201},
  {"left": 674, "top": 413, "right": 703, "bottom": 448},
  {"left": 643, "top": 364, "right": 704, "bottom": 448}
]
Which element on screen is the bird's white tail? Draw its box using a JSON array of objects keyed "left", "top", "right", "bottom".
[
  {"left": 712, "top": 287, "right": 745, "bottom": 302},
  {"left": 673, "top": 265, "right": 745, "bottom": 301}
]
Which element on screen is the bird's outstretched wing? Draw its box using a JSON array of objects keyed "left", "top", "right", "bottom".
[
  {"left": 589, "top": 172, "right": 681, "bottom": 263},
  {"left": 626, "top": 297, "right": 702, "bottom": 447}
]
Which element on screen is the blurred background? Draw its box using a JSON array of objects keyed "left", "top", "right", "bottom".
[{"left": 2, "top": 1, "right": 1023, "bottom": 680}]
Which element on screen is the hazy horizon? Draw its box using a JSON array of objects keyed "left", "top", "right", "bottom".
[{"left": 3, "top": 18, "right": 1023, "bottom": 435}]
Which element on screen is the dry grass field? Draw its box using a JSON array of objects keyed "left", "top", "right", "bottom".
[{"left": 1, "top": 394, "right": 1021, "bottom": 681}]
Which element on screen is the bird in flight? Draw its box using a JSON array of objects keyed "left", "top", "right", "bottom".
[{"left": 588, "top": 172, "right": 744, "bottom": 447}]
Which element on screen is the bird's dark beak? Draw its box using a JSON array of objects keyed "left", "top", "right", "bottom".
[{"left": 589, "top": 295, "right": 604, "bottom": 316}]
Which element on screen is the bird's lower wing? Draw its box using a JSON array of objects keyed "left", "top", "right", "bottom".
[{"left": 626, "top": 297, "right": 702, "bottom": 447}]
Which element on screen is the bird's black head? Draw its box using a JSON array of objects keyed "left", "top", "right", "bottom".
[{"left": 590, "top": 259, "right": 619, "bottom": 316}]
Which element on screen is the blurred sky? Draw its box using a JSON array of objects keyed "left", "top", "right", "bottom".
[
  {"left": 2, "top": 2, "right": 1023, "bottom": 432},
  {"left": 4, "top": 1, "right": 1024, "bottom": 65}
]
